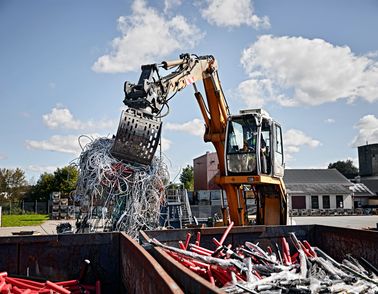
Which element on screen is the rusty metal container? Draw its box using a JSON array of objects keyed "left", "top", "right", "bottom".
[
  {"left": 0, "top": 232, "right": 182, "bottom": 293},
  {"left": 140, "top": 225, "right": 378, "bottom": 294}
]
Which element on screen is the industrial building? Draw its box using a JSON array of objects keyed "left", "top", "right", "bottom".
[
  {"left": 358, "top": 143, "right": 378, "bottom": 177},
  {"left": 358, "top": 143, "right": 378, "bottom": 202}
]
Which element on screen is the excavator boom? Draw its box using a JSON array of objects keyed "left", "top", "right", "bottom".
[{"left": 111, "top": 53, "right": 288, "bottom": 226}]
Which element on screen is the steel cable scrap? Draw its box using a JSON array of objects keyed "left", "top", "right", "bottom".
[{"left": 74, "top": 137, "right": 169, "bottom": 239}]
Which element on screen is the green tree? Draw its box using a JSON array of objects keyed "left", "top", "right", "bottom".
[
  {"left": 180, "top": 165, "right": 194, "bottom": 191},
  {"left": 0, "top": 168, "right": 28, "bottom": 201},
  {"left": 29, "top": 172, "right": 55, "bottom": 201},
  {"left": 328, "top": 160, "right": 358, "bottom": 179},
  {"left": 29, "top": 165, "right": 78, "bottom": 201},
  {"left": 53, "top": 165, "right": 78, "bottom": 194}
]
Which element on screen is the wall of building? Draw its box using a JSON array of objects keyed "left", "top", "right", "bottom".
[
  {"left": 193, "top": 152, "right": 220, "bottom": 191},
  {"left": 353, "top": 197, "right": 369, "bottom": 207},
  {"left": 369, "top": 199, "right": 378, "bottom": 205},
  {"left": 207, "top": 152, "right": 220, "bottom": 190},
  {"left": 345, "top": 194, "right": 354, "bottom": 209},
  {"left": 358, "top": 144, "right": 378, "bottom": 177},
  {"left": 193, "top": 154, "right": 208, "bottom": 191},
  {"left": 290, "top": 194, "right": 353, "bottom": 209}
]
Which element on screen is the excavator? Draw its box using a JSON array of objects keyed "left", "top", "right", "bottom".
[{"left": 110, "top": 53, "right": 287, "bottom": 226}]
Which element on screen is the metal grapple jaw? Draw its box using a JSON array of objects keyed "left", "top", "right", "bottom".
[
  {"left": 123, "top": 64, "right": 165, "bottom": 115},
  {"left": 112, "top": 54, "right": 200, "bottom": 165},
  {"left": 111, "top": 108, "right": 162, "bottom": 165}
]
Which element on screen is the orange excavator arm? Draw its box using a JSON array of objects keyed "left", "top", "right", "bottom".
[{"left": 113, "top": 53, "right": 287, "bottom": 226}]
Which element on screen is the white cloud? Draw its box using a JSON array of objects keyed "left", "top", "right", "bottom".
[
  {"left": 240, "top": 35, "right": 378, "bottom": 107},
  {"left": 160, "top": 137, "right": 171, "bottom": 152},
  {"left": 237, "top": 79, "right": 272, "bottom": 108},
  {"left": 92, "top": 0, "right": 203, "bottom": 73},
  {"left": 165, "top": 118, "right": 205, "bottom": 136},
  {"left": 284, "top": 129, "right": 321, "bottom": 161},
  {"left": 25, "top": 133, "right": 167, "bottom": 157},
  {"left": 164, "top": 0, "right": 182, "bottom": 14},
  {"left": 43, "top": 106, "right": 116, "bottom": 131},
  {"left": 351, "top": 114, "right": 378, "bottom": 147},
  {"left": 27, "top": 165, "right": 58, "bottom": 174},
  {"left": 366, "top": 50, "right": 378, "bottom": 59},
  {"left": 325, "top": 118, "right": 335, "bottom": 124},
  {"left": 25, "top": 135, "right": 85, "bottom": 155},
  {"left": 200, "top": 0, "right": 270, "bottom": 29},
  {"left": 0, "top": 153, "right": 6, "bottom": 160}
]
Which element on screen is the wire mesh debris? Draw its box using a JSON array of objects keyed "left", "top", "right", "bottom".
[{"left": 74, "top": 137, "right": 169, "bottom": 239}]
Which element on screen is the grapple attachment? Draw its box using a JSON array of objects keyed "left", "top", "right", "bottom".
[{"left": 111, "top": 108, "right": 162, "bottom": 165}]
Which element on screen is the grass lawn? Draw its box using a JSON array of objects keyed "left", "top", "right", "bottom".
[{"left": 1, "top": 214, "right": 49, "bottom": 227}]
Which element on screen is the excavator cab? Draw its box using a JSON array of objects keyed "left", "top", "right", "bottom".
[{"left": 225, "top": 109, "right": 284, "bottom": 178}]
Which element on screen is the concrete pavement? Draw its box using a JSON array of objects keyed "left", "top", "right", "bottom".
[
  {"left": 0, "top": 215, "right": 377, "bottom": 236},
  {"left": 292, "top": 215, "right": 378, "bottom": 229},
  {"left": 0, "top": 219, "right": 76, "bottom": 236}
]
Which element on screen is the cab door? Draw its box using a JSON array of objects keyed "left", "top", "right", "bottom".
[{"left": 272, "top": 123, "right": 285, "bottom": 177}]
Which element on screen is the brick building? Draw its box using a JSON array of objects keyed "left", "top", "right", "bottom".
[{"left": 193, "top": 152, "right": 220, "bottom": 191}]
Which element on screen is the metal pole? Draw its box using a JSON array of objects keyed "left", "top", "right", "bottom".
[{"left": 159, "top": 117, "right": 162, "bottom": 159}]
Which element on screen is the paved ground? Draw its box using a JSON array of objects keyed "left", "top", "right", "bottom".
[
  {"left": 0, "top": 219, "right": 76, "bottom": 236},
  {"left": 0, "top": 216, "right": 377, "bottom": 236},
  {"left": 292, "top": 215, "right": 378, "bottom": 229}
]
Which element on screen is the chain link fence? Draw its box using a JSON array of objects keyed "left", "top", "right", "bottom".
[{"left": 0, "top": 201, "right": 48, "bottom": 214}]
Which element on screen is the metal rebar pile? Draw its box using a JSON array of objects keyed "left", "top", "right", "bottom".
[
  {"left": 74, "top": 137, "right": 169, "bottom": 239},
  {"left": 149, "top": 224, "right": 378, "bottom": 293}
]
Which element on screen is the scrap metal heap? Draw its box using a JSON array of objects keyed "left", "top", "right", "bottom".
[
  {"left": 150, "top": 224, "right": 378, "bottom": 293},
  {"left": 74, "top": 137, "right": 169, "bottom": 239}
]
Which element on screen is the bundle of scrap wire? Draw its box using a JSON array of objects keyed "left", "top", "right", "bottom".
[{"left": 74, "top": 137, "right": 169, "bottom": 239}]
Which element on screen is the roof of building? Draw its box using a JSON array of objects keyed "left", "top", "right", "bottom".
[
  {"left": 360, "top": 178, "right": 378, "bottom": 195},
  {"left": 284, "top": 169, "right": 352, "bottom": 195},
  {"left": 284, "top": 169, "right": 351, "bottom": 184},
  {"left": 193, "top": 151, "right": 217, "bottom": 162},
  {"left": 286, "top": 183, "right": 351, "bottom": 195},
  {"left": 349, "top": 183, "right": 375, "bottom": 197},
  {"left": 358, "top": 143, "right": 378, "bottom": 149}
]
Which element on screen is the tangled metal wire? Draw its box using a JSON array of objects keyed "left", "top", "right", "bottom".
[{"left": 74, "top": 136, "right": 169, "bottom": 239}]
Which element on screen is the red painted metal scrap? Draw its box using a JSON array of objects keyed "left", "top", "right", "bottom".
[
  {"left": 154, "top": 225, "right": 322, "bottom": 290},
  {"left": 0, "top": 271, "right": 101, "bottom": 294}
]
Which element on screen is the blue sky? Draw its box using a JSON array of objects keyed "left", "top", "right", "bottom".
[{"left": 1, "top": 0, "right": 378, "bottom": 182}]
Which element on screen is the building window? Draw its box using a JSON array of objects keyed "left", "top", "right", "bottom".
[
  {"left": 336, "top": 195, "right": 344, "bottom": 208},
  {"left": 322, "top": 195, "right": 330, "bottom": 209},
  {"left": 311, "top": 196, "right": 319, "bottom": 209}
]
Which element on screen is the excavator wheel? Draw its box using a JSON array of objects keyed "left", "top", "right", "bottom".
[{"left": 111, "top": 108, "right": 162, "bottom": 165}]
